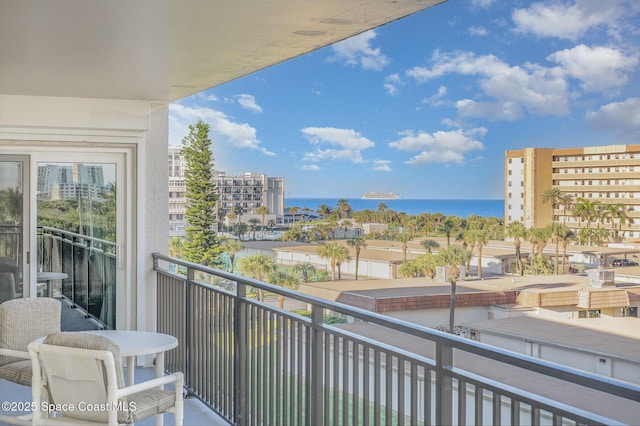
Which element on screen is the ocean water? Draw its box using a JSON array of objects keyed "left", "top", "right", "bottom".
[{"left": 286, "top": 198, "right": 504, "bottom": 218}]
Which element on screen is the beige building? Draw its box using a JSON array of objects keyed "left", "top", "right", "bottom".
[
  {"left": 505, "top": 144, "right": 640, "bottom": 238},
  {"left": 168, "top": 146, "right": 284, "bottom": 236}
]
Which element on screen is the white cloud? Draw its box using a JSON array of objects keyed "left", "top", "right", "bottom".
[
  {"left": 300, "top": 164, "right": 321, "bottom": 171},
  {"left": 469, "top": 0, "right": 497, "bottom": 9},
  {"left": 512, "top": 0, "right": 631, "bottom": 41},
  {"left": 467, "top": 26, "right": 488, "bottom": 36},
  {"left": 371, "top": 160, "right": 392, "bottom": 172},
  {"left": 328, "top": 30, "right": 390, "bottom": 71},
  {"left": 235, "top": 94, "right": 263, "bottom": 113},
  {"left": 301, "top": 127, "right": 375, "bottom": 164},
  {"left": 547, "top": 44, "right": 638, "bottom": 93},
  {"left": 388, "top": 128, "right": 486, "bottom": 166},
  {"left": 422, "top": 86, "right": 448, "bottom": 106},
  {"left": 407, "top": 50, "right": 570, "bottom": 119},
  {"left": 384, "top": 73, "right": 404, "bottom": 96},
  {"left": 586, "top": 97, "right": 640, "bottom": 137},
  {"left": 169, "top": 103, "right": 275, "bottom": 156}
]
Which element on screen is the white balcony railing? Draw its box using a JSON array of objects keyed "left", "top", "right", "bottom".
[{"left": 153, "top": 253, "right": 640, "bottom": 425}]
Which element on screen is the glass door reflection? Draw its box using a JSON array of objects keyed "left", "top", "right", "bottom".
[
  {"left": 37, "top": 162, "right": 117, "bottom": 328},
  {"left": 0, "top": 159, "right": 25, "bottom": 302}
]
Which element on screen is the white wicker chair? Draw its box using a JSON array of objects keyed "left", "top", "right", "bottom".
[
  {"left": 28, "top": 332, "right": 184, "bottom": 425},
  {"left": 0, "top": 297, "right": 61, "bottom": 425}
]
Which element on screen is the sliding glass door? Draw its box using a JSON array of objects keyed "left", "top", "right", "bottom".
[{"left": 0, "top": 156, "right": 28, "bottom": 302}]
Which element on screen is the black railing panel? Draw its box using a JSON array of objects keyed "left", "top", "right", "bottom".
[
  {"left": 39, "top": 227, "right": 115, "bottom": 328},
  {"left": 153, "top": 253, "right": 640, "bottom": 426}
]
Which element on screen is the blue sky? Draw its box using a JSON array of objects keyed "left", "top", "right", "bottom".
[{"left": 169, "top": 0, "right": 640, "bottom": 199}]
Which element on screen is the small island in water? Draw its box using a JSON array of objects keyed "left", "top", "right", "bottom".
[{"left": 361, "top": 192, "right": 401, "bottom": 200}]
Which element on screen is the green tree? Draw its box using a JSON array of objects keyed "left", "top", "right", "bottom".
[
  {"left": 437, "top": 245, "right": 471, "bottom": 334},
  {"left": 347, "top": 236, "right": 367, "bottom": 280},
  {"left": 220, "top": 238, "right": 244, "bottom": 273},
  {"left": 181, "top": 120, "right": 223, "bottom": 268},
  {"left": 473, "top": 229, "right": 490, "bottom": 279},
  {"left": 256, "top": 205, "right": 269, "bottom": 240},
  {"left": 318, "top": 242, "right": 348, "bottom": 281},
  {"left": 573, "top": 198, "right": 601, "bottom": 245},
  {"left": 542, "top": 187, "right": 564, "bottom": 224},
  {"left": 506, "top": 221, "right": 527, "bottom": 276},
  {"left": 601, "top": 203, "right": 628, "bottom": 243},
  {"left": 268, "top": 270, "right": 300, "bottom": 309},
  {"left": 336, "top": 198, "right": 352, "bottom": 219},
  {"left": 293, "top": 263, "right": 316, "bottom": 283},
  {"left": 248, "top": 218, "right": 260, "bottom": 240},
  {"left": 168, "top": 237, "right": 184, "bottom": 259},
  {"left": 395, "top": 231, "right": 413, "bottom": 263},
  {"left": 317, "top": 204, "right": 332, "bottom": 219},
  {"left": 238, "top": 254, "right": 275, "bottom": 301},
  {"left": 422, "top": 239, "right": 440, "bottom": 253}
]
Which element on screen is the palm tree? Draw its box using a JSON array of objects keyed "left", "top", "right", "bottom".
[
  {"left": 422, "top": 239, "right": 439, "bottom": 253},
  {"left": 439, "top": 217, "right": 458, "bottom": 247},
  {"left": 336, "top": 198, "right": 352, "bottom": 219},
  {"left": 574, "top": 198, "right": 601, "bottom": 245},
  {"left": 461, "top": 229, "right": 478, "bottom": 276},
  {"left": 288, "top": 206, "right": 300, "bottom": 224},
  {"left": 317, "top": 204, "right": 332, "bottom": 219},
  {"left": 318, "top": 242, "right": 341, "bottom": 281},
  {"left": 377, "top": 202, "right": 388, "bottom": 223},
  {"left": 238, "top": 254, "right": 275, "bottom": 301},
  {"left": 347, "top": 236, "right": 367, "bottom": 280},
  {"left": 506, "top": 221, "right": 527, "bottom": 276},
  {"left": 560, "top": 193, "right": 574, "bottom": 225},
  {"left": 542, "top": 187, "right": 564, "bottom": 224},
  {"left": 529, "top": 227, "right": 551, "bottom": 275},
  {"left": 437, "top": 245, "right": 471, "bottom": 334},
  {"left": 548, "top": 223, "right": 569, "bottom": 275},
  {"left": 248, "top": 218, "right": 260, "bottom": 240},
  {"left": 220, "top": 238, "right": 244, "bottom": 273},
  {"left": 601, "top": 203, "right": 628, "bottom": 242},
  {"left": 474, "top": 229, "right": 490, "bottom": 279},
  {"left": 268, "top": 270, "right": 300, "bottom": 309},
  {"left": 334, "top": 245, "right": 351, "bottom": 280},
  {"left": 293, "top": 263, "right": 316, "bottom": 283},
  {"left": 256, "top": 205, "right": 269, "bottom": 239},
  {"left": 395, "top": 231, "right": 413, "bottom": 262}
]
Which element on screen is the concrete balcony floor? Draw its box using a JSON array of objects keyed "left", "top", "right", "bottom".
[{"left": 0, "top": 367, "right": 226, "bottom": 425}]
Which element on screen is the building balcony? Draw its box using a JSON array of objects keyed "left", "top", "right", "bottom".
[{"left": 552, "top": 158, "right": 640, "bottom": 167}]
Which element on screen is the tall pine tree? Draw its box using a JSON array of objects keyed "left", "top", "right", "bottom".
[{"left": 181, "top": 120, "right": 223, "bottom": 267}]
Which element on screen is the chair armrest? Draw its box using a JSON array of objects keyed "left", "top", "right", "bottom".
[
  {"left": 0, "top": 348, "right": 29, "bottom": 359},
  {"left": 116, "top": 372, "right": 184, "bottom": 398}
]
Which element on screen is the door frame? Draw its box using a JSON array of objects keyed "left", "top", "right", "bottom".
[{"left": 1, "top": 143, "right": 136, "bottom": 329}]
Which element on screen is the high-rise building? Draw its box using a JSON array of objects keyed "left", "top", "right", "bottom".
[
  {"left": 37, "top": 164, "right": 106, "bottom": 201},
  {"left": 505, "top": 144, "right": 640, "bottom": 238},
  {"left": 168, "top": 146, "right": 285, "bottom": 236}
]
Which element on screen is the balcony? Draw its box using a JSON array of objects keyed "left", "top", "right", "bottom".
[{"left": 151, "top": 253, "right": 640, "bottom": 425}]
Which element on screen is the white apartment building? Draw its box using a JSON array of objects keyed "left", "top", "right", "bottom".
[{"left": 168, "top": 146, "right": 284, "bottom": 236}]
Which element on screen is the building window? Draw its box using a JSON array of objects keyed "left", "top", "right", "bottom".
[
  {"left": 520, "top": 181, "right": 524, "bottom": 187},
  {"left": 578, "top": 309, "right": 601, "bottom": 319},
  {"left": 509, "top": 158, "right": 512, "bottom": 163},
  {"left": 508, "top": 170, "right": 512, "bottom": 175}
]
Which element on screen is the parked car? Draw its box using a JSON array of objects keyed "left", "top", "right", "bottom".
[{"left": 612, "top": 258, "right": 638, "bottom": 267}]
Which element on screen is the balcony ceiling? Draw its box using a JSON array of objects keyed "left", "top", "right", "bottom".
[{"left": 0, "top": 0, "right": 445, "bottom": 103}]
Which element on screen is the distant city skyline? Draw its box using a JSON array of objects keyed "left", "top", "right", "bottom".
[{"left": 169, "top": 0, "right": 640, "bottom": 199}]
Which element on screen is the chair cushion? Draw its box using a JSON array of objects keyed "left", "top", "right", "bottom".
[
  {"left": 42, "top": 332, "right": 133, "bottom": 423},
  {"left": 0, "top": 297, "right": 61, "bottom": 366},
  {"left": 129, "top": 389, "right": 177, "bottom": 423},
  {"left": 0, "top": 359, "right": 32, "bottom": 386}
]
